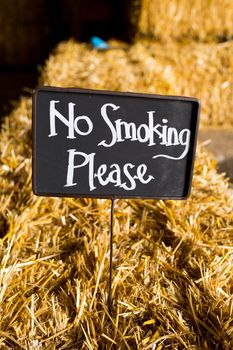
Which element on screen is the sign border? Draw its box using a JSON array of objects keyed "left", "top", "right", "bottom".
[{"left": 32, "top": 86, "right": 200, "bottom": 200}]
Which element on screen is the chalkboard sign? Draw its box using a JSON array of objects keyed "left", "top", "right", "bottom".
[{"left": 32, "top": 87, "right": 200, "bottom": 199}]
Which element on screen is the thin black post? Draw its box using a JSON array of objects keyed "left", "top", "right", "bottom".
[{"left": 108, "top": 197, "right": 115, "bottom": 314}]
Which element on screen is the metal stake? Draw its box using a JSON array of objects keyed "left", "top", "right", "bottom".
[{"left": 108, "top": 197, "right": 115, "bottom": 314}]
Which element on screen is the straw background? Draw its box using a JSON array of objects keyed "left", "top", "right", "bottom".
[
  {"left": 132, "top": 0, "right": 233, "bottom": 42},
  {"left": 41, "top": 39, "right": 233, "bottom": 128},
  {"left": 0, "top": 1, "right": 233, "bottom": 348},
  {"left": 0, "top": 95, "right": 232, "bottom": 349}
]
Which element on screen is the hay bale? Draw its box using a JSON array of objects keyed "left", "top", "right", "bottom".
[
  {"left": 1, "top": 96, "right": 233, "bottom": 349},
  {"left": 0, "top": 40, "right": 233, "bottom": 348},
  {"left": 131, "top": 0, "right": 233, "bottom": 42},
  {"left": 41, "top": 39, "right": 233, "bottom": 128}
]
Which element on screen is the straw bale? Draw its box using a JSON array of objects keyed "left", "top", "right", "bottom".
[
  {"left": 41, "top": 39, "right": 233, "bottom": 128},
  {"left": 0, "top": 40, "right": 233, "bottom": 348},
  {"left": 0, "top": 94, "right": 233, "bottom": 349},
  {"left": 132, "top": 0, "right": 233, "bottom": 42}
]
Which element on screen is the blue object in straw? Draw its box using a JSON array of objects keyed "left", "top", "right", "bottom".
[{"left": 90, "top": 36, "right": 109, "bottom": 50}]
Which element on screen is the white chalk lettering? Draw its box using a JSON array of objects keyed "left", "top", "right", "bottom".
[
  {"left": 65, "top": 149, "right": 96, "bottom": 189},
  {"left": 136, "top": 164, "right": 154, "bottom": 184},
  {"left": 47, "top": 99, "right": 193, "bottom": 192},
  {"left": 98, "top": 103, "right": 120, "bottom": 147},
  {"left": 65, "top": 149, "right": 154, "bottom": 191},
  {"left": 121, "top": 164, "right": 136, "bottom": 190},
  {"left": 115, "top": 120, "right": 138, "bottom": 141},
  {"left": 97, "top": 106, "right": 190, "bottom": 159},
  {"left": 49, "top": 100, "right": 93, "bottom": 139},
  {"left": 153, "top": 129, "right": 190, "bottom": 160}
]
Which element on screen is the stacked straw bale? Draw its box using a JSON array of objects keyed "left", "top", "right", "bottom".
[
  {"left": 41, "top": 39, "right": 233, "bottom": 128},
  {"left": 0, "top": 38, "right": 233, "bottom": 348},
  {"left": 132, "top": 0, "right": 233, "bottom": 42}
]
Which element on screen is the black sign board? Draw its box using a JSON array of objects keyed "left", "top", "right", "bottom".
[{"left": 32, "top": 87, "right": 200, "bottom": 199}]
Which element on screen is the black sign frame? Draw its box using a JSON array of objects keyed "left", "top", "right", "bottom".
[{"left": 32, "top": 86, "right": 200, "bottom": 200}]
